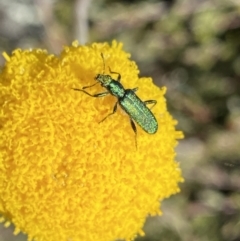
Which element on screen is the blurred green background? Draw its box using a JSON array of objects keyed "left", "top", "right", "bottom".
[{"left": 0, "top": 0, "right": 240, "bottom": 241}]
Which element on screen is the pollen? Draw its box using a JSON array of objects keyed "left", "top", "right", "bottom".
[{"left": 0, "top": 40, "right": 184, "bottom": 241}]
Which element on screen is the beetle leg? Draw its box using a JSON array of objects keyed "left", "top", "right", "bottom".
[
  {"left": 131, "top": 87, "right": 138, "bottom": 93},
  {"left": 108, "top": 67, "right": 121, "bottom": 82},
  {"left": 72, "top": 88, "right": 109, "bottom": 98},
  {"left": 144, "top": 100, "right": 157, "bottom": 109},
  {"left": 130, "top": 118, "right": 137, "bottom": 149},
  {"left": 99, "top": 101, "right": 118, "bottom": 123},
  {"left": 82, "top": 82, "right": 99, "bottom": 90}
]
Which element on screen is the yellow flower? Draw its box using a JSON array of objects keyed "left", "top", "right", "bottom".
[{"left": 0, "top": 41, "right": 184, "bottom": 241}]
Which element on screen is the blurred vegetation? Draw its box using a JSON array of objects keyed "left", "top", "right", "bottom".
[{"left": 0, "top": 0, "right": 240, "bottom": 241}]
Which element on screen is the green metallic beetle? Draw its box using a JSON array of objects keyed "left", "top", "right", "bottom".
[{"left": 73, "top": 54, "right": 158, "bottom": 146}]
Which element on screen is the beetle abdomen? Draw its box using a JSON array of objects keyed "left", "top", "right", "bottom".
[{"left": 119, "top": 90, "right": 158, "bottom": 134}]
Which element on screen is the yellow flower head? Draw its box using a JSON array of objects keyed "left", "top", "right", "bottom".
[{"left": 0, "top": 41, "right": 183, "bottom": 241}]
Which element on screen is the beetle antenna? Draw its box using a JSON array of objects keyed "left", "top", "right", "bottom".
[{"left": 100, "top": 53, "right": 106, "bottom": 74}]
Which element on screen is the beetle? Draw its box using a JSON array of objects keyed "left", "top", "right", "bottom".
[{"left": 73, "top": 53, "right": 158, "bottom": 147}]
